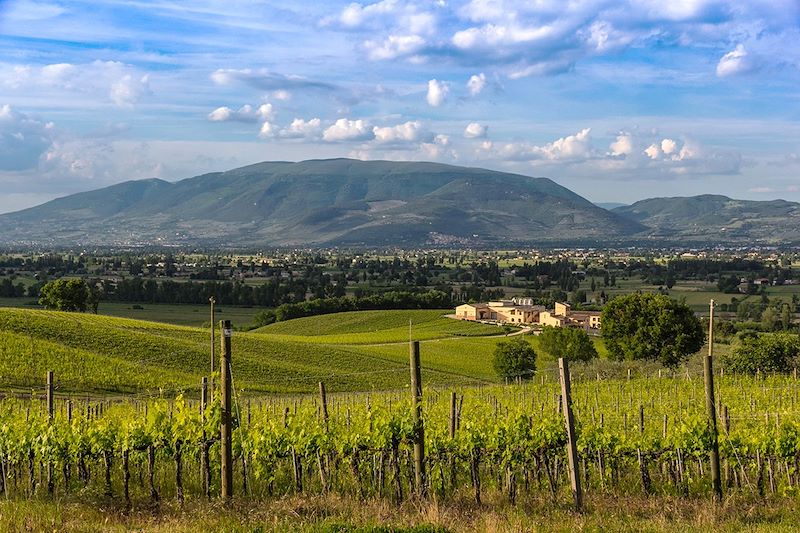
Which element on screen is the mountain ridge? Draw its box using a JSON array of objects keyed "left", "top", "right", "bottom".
[{"left": 0, "top": 158, "right": 644, "bottom": 247}]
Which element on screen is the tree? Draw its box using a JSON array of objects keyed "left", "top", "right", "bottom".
[
  {"left": 537, "top": 326, "right": 598, "bottom": 362},
  {"left": 253, "top": 310, "right": 276, "bottom": 328},
  {"left": 722, "top": 333, "right": 800, "bottom": 375},
  {"left": 493, "top": 337, "right": 536, "bottom": 381},
  {"left": 38, "top": 279, "right": 90, "bottom": 312},
  {"left": 601, "top": 293, "right": 704, "bottom": 367}
]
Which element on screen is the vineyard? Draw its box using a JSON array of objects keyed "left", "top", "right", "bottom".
[
  {"left": 4, "top": 363, "right": 800, "bottom": 512},
  {"left": 0, "top": 308, "right": 504, "bottom": 394}
]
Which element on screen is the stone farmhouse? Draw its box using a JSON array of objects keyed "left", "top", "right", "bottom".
[{"left": 455, "top": 299, "right": 601, "bottom": 330}]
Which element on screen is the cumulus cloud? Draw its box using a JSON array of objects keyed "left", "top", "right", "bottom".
[
  {"left": 1, "top": 61, "right": 151, "bottom": 106},
  {"left": 373, "top": 120, "right": 433, "bottom": 144},
  {"left": 608, "top": 133, "right": 633, "bottom": 156},
  {"left": 466, "top": 72, "right": 486, "bottom": 95},
  {"left": 716, "top": 44, "right": 756, "bottom": 77},
  {"left": 364, "top": 34, "right": 426, "bottom": 60},
  {"left": 323, "top": 118, "right": 375, "bottom": 142},
  {"left": 207, "top": 104, "right": 274, "bottom": 123},
  {"left": 0, "top": 105, "right": 55, "bottom": 171},
  {"left": 426, "top": 79, "right": 449, "bottom": 106},
  {"left": 279, "top": 118, "right": 323, "bottom": 139},
  {"left": 338, "top": 0, "right": 799, "bottom": 80},
  {"left": 463, "top": 122, "right": 488, "bottom": 138}
]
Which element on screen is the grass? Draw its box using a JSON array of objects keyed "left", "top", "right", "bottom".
[{"left": 2, "top": 493, "right": 799, "bottom": 532}]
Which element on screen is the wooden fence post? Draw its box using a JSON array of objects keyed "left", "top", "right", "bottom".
[
  {"left": 319, "top": 382, "right": 329, "bottom": 430},
  {"left": 705, "top": 300, "right": 722, "bottom": 501},
  {"left": 559, "top": 358, "right": 582, "bottom": 511},
  {"left": 220, "top": 320, "right": 233, "bottom": 501},
  {"left": 201, "top": 376, "right": 210, "bottom": 499},
  {"left": 46, "top": 370, "right": 54, "bottom": 494},
  {"left": 409, "top": 340, "right": 426, "bottom": 498},
  {"left": 449, "top": 391, "right": 457, "bottom": 439}
]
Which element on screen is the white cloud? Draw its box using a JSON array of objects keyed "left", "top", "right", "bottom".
[
  {"left": 364, "top": 34, "right": 426, "bottom": 60},
  {"left": 208, "top": 104, "right": 274, "bottom": 123},
  {"left": 661, "top": 138, "right": 677, "bottom": 155},
  {"left": 258, "top": 121, "right": 277, "bottom": 138},
  {"left": 534, "top": 128, "right": 593, "bottom": 161},
  {"left": 271, "top": 90, "right": 291, "bottom": 101},
  {"left": 463, "top": 122, "right": 488, "bottom": 139},
  {"left": 426, "top": 79, "right": 449, "bottom": 106},
  {"left": 466, "top": 72, "right": 486, "bottom": 95},
  {"left": 280, "top": 118, "right": 323, "bottom": 139},
  {"left": 0, "top": 105, "right": 56, "bottom": 171},
  {"left": 716, "top": 45, "right": 756, "bottom": 77},
  {"left": 1, "top": 61, "right": 151, "bottom": 107},
  {"left": 110, "top": 73, "right": 151, "bottom": 107},
  {"left": 323, "top": 118, "right": 375, "bottom": 141},
  {"left": 373, "top": 120, "right": 433, "bottom": 144},
  {"left": 609, "top": 133, "right": 633, "bottom": 156}
]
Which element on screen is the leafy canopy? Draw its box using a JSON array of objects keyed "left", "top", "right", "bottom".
[
  {"left": 722, "top": 333, "right": 800, "bottom": 375},
  {"left": 601, "top": 293, "right": 703, "bottom": 367},
  {"left": 493, "top": 337, "right": 536, "bottom": 380},
  {"left": 39, "top": 279, "right": 93, "bottom": 312},
  {"left": 537, "top": 326, "right": 598, "bottom": 362}
]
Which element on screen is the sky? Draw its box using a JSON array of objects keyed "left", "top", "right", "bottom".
[{"left": 0, "top": 0, "right": 799, "bottom": 214}]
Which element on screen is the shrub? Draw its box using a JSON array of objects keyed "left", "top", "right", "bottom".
[
  {"left": 493, "top": 337, "right": 536, "bottom": 381},
  {"left": 722, "top": 333, "right": 800, "bottom": 375}
]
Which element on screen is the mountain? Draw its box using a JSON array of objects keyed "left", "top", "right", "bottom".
[
  {"left": 0, "top": 159, "right": 644, "bottom": 247},
  {"left": 612, "top": 194, "right": 800, "bottom": 243}
]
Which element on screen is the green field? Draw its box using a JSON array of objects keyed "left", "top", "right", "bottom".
[
  {"left": 0, "top": 307, "right": 513, "bottom": 395},
  {"left": 0, "top": 297, "right": 265, "bottom": 327}
]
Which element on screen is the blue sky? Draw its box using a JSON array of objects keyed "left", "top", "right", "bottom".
[{"left": 0, "top": 0, "right": 798, "bottom": 213}]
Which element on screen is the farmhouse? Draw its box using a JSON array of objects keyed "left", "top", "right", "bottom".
[
  {"left": 538, "top": 302, "right": 601, "bottom": 330},
  {"left": 455, "top": 299, "right": 601, "bottom": 330},
  {"left": 455, "top": 297, "right": 545, "bottom": 325}
]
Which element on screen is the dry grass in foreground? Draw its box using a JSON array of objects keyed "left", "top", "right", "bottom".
[{"left": 1, "top": 492, "right": 799, "bottom": 533}]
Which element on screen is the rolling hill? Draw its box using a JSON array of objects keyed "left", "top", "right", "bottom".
[
  {"left": 0, "top": 308, "right": 506, "bottom": 394},
  {"left": 0, "top": 158, "right": 643, "bottom": 247},
  {"left": 612, "top": 195, "right": 800, "bottom": 243}
]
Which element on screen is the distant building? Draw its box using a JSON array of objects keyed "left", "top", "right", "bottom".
[
  {"left": 454, "top": 299, "right": 600, "bottom": 330},
  {"left": 455, "top": 297, "right": 545, "bottom": 324},
  {"left": 538, "top": 302, "right": 601, "bottom": 330}
]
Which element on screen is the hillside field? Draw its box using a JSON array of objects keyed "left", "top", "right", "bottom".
[{"left": 0, "top": 308, "right": 515, "bottom": 395}]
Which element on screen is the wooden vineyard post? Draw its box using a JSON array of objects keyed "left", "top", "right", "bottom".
[
  {"left": 209, "top": 297, "right": 216, "bottom": 373},
  {"left": 559, "top": 358, "right": 582, "bottom": 511},
  {"left": 705, "top": 300, "right": 723, "bottom": 501},
  {"left": 319, "top": 381, "right": 329, "bottom": 429},
  {"left": 220, "top": 320, "right": 233, "bottom": 501},
  {"left": 449, "top": 391, "right": 457, "bottom": 439},
  {"left": 201, "top": 376, "right": 210, "bottom": 499},
  {"left": 409, "top": 340, "right": 426, "bottom": 498},
  {"left": 46, "top": 371, "right": 54, "bottom": 494}
]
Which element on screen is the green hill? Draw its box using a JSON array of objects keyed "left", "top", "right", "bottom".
[
  {"left": 0, "top": 158, "right": 643, "bottom": 247},
  {"left": 0, "top": 308, "right": 507, "bottom": 394},
  {"left": 612, "top": 195, "right": 800, "bottom": 243}
]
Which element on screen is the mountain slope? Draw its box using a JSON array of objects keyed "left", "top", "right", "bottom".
[
  {"left": 0, "top": 159, "right": 643, "bottom": 246},
  {"left": 612, "top": 195, "right": 800, "bottom": 243}
]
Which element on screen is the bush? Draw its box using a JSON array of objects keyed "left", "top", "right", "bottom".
[
  {"left": 493, "top": 337, "right": 536, "bottom": 381},
  {"left": 537, "top": 326, "right": 598, "bottom": 362},
  {"left": 722, "top": 333, "right": 800, "bottom": 375},
  {"left": 253, "top": 310, "right": 277, "bottom": 327}
]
